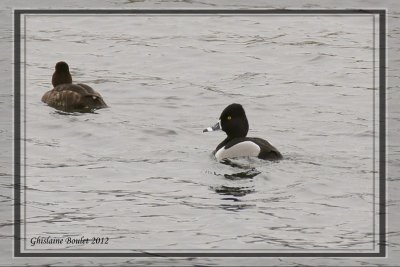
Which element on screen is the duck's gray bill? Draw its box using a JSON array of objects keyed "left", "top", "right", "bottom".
[{"left": 203, "top": 121, "right": 221, "bottom": 132}]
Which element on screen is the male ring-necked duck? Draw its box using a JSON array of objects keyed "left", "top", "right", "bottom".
[
  {"left": 203, "top": 103, "right": 282, "bottom": 161},
  {"left": 41, "top": 61, "right": 108, "bottom": 112}
]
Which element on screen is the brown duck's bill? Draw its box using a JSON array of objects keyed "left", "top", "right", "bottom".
[{"left": 203, "top": 120, "right": 221, "bottom": 132}]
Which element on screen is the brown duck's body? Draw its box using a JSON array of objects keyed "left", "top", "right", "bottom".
[
  {"left": 42, "top": 61, "right": 107, "bottom": 112},
  {"left": 42, "top": 83, "right": 108, "bottom": 112}
]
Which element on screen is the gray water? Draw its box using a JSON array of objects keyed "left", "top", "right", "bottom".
[{"left": 20, "top": 14, "right": 379, "bottom": 254}]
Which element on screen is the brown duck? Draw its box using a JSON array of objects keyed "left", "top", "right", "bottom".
[{"left": 42, "top": 61, "right": 108, "bottom": 112}]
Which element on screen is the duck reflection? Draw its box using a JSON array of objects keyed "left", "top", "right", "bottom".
[
  {"left": 218, "top": 202, "right": 255, "bottom": 212},
  {"left": 221, "top": 158, "right": 261, "bottom": 180},
  {"left": 214, "top": 185, "right": 254, "bottom": 197},
  {"left": 211, "top": 159, "right": 261, "bottom": 208}
]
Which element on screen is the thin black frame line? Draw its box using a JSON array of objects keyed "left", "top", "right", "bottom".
[
  {"left": 22, "top": 14, "right": 380, "bottom": 19},
  {"left": 378, "top": 9, "right": 386, "bottom": 256},
  {"left": 13, "top": 9, "right": 386, "bottom": 257},
  {"left": 372, "top": 14, "right": 376, "bottom": 251},
  {"left": 14, "top": 8, "right": 21, "bottom": 257},
  {"left": 14, "top": 9, "right": 386, "bottom": 15},
  {"left": 18, "top": 11, "right": 375, "bottom": 252},
  {"left": 23, "top": 13, "right": 27, "bottom": 252}
]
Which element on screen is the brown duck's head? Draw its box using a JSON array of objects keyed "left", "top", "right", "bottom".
[
  {"left": 52, "top": 61, "right": 72, "bottom": 87},
  {"left": 55, "top": 61, "right": 70, "bottom": 72}
]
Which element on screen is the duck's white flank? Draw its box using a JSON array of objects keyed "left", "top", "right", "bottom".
[{"left": 215, "top": 141, "right": 260, "bottom": 161}]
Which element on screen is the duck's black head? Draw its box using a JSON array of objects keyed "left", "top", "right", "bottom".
[
  {"left": 219, "top": 103, "right": 249, "bottom": 138},
  {"left": 52, "top": 61, "right": 72, "bottom": 87}
]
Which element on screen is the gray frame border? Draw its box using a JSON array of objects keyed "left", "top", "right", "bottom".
[{"left": 13, "top": 9, "right": 386, "bottom": 257}]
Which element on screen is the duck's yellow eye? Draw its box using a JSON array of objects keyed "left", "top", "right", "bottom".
[{"left": 227, "top": 116, "right": 231, "bottom": 120}]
